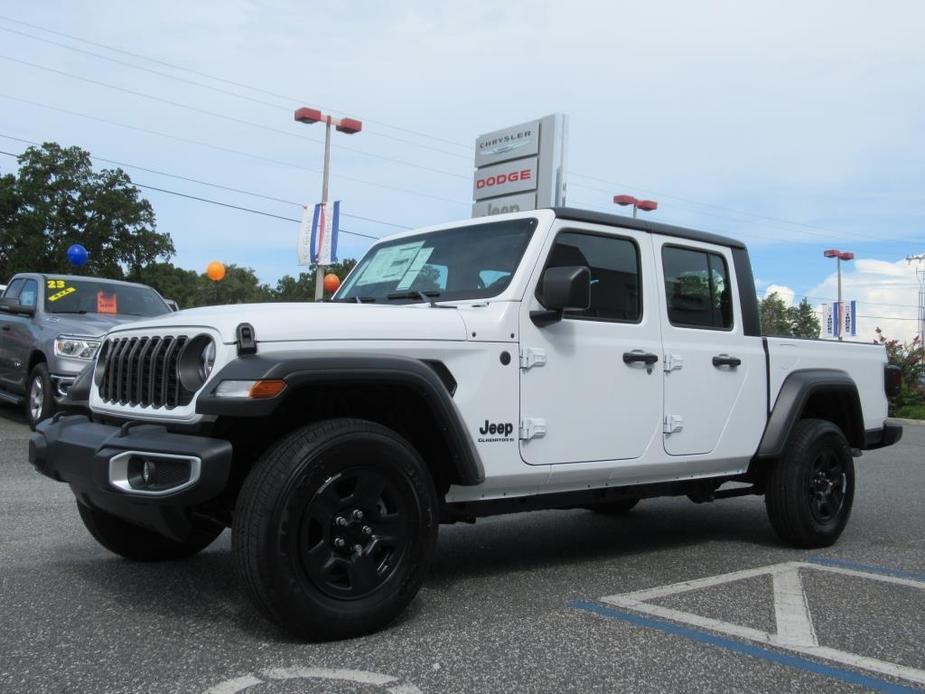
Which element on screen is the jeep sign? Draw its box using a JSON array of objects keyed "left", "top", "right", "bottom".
[{"left": 472, "top": 113, "right": 568, "bottom": 218}]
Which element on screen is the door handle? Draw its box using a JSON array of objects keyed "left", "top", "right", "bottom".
[
  {"left": 623, "top": 350, "right": 659, "bottom": 365},
  {"left": 712, "top": 354, "right": 741, "bottom": 368},
  {"left": 1, "top": 325, "right": 9, "bottom": 331}
]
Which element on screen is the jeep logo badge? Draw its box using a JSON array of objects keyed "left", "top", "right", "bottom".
[{"left": 478, "top": 420, "right": 514, "bottom": 443}]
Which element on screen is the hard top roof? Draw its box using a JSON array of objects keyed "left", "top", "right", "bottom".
[{"left": 551, "top": 207, "right": 746, "bottom": 250}]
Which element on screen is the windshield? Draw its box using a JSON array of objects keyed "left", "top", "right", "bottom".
[
  {"left": 43, "top": 277, "right": 170, "bottom": 317},
  {"left": 336, "top": 217, "right": 538, "bottom": 302}
]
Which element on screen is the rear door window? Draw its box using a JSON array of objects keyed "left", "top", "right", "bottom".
[{"left": 662, "top": 246, "right": 733, "bottom": 329}]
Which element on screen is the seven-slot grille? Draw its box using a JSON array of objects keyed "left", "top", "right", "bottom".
[{"left": 97, "top": 335, "right": 194, "bottom": 409}]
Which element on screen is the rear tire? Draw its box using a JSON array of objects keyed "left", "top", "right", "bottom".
[
  {"left": 591, "top": 498, "right": 639, "bottom": 515},
  {"left": 26, "top": 362, "right": 55, "bottom": 431},
  {"left": 233, "top": 418, "right": 439, "bottom": 641},
  {"left": 764, "top": 418, "right": 854, "bottom": 548},
  {"left": 77, "top": 502, "right": 222, "bottom": 561}
]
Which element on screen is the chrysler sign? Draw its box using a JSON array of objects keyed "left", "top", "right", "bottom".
[{"left": 472, "top": 114, "right": 567, "bottom": 218}]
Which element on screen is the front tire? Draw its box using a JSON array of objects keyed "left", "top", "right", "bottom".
[
  {"left": 765, "top": 418, "right": 855, "bottom": 548},
  {"left": 76, "top": 502, "right": 223, "bottom": 561},
  {"left": 233, "top": 418, "right": 439, "bottom": 641},
  {"left": 27, "top": 362, "right": 55, "bottom": 430}
]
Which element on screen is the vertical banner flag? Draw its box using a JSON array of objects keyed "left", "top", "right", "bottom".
[
  {"left": 297, "top": 204, "right": 312, "bottom": 265},
  {"left": 823, "top": 301, "right": 857, "bottom": 338},
  {"left": 297, "top": 201, "right": 340, "bottom": 266},
  {"left": 311, "top": 200, "right": 340, "bottom": 266}
]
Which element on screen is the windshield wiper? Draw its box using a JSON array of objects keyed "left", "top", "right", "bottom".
[
  {"left": 50, "top": 310, "right": 88, "bottom": 315},
  {"left": 332, "top": 296, "right": 376, "bottom": 303},
  {"left": 386, "top": 290, "right": 443, "bottom": 307}
]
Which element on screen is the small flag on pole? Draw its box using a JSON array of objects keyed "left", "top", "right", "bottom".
[{"left": 297, "top": 205, "right": 312, "bottom": 265}]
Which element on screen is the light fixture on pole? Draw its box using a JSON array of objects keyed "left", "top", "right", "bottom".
[
  {"left": 294, "top": 107, "right": 363, "bottom": 300},
  {"left": 613, "top": 195, "right": 658, "bottom": 219},
  {"left": 824, "top": 248, "right": 854, "bottom": 341}
]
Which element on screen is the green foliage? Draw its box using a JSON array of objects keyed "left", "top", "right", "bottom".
[
  {"left": 0, "top": 143, "right": 174, "bottom": 279},
  {"left": 132, "top": 259, "right": 358, "bottom": 309},
  {"left": 759, "top": 293, "right": 821, "bottom": 338},
  {"left": 874, "top": 329, "right": 924, "bottom": 417}
]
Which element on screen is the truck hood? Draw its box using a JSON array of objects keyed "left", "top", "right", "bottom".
[
  {"left": 42, "top": 313, "right": 146, "bottom": 338},
  {"left": 105, "top": 302, "right": 470, "bottom": 343}
]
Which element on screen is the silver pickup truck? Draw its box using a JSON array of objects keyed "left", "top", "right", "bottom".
[{"left": 0, "top": 273, "right": 172, "bottom": 428}]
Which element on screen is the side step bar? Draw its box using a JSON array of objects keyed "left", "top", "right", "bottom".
[{"left": 0, "top": 389, "right": 24, "bottom": 406}]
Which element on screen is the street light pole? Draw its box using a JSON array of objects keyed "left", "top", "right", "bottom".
[
  {"left": 613, "top": 195, "right": 658, "bottom": 218},
  {"left": 294, "top": 107, "right": 363, "bottom": 300},
  {"left": 824, "top": 249, "right": 854, "bottom": 341}
]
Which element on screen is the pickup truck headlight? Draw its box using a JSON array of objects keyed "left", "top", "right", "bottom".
[
  {"left": 54, "top": 336, "right": 101, "bottom": 360},
  {"left": 178, "top": 334, "right": 216, "bottom": 391}
]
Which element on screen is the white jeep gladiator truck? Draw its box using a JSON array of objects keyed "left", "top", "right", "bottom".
[{"left": 30, "top": 207, "right": 902, "bottom": 640}]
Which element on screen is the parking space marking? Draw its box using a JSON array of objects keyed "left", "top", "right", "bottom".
[
  {"left": 573, "top": 601, "right": 922, "bottom": 694},
  {"left": 592, "top": 561, "right": 925, "bottom": 688},
  {"left": 809, "top": 556, "right": 925, "bottom": 583},
  {"left": 203, "top": 667, "right": 424, "bottom": 694}
]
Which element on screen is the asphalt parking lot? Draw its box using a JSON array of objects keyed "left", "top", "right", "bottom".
[{"left": 1, "top": 406, "right": 923, "bottom": 694}]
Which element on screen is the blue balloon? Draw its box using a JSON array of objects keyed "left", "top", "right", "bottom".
[{"left": 67, "top": 244, "right": 88, "bottom": 267}]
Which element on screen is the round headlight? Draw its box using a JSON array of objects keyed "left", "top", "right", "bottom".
[
  {"left": 200, "top": 341, "right": 216, "bottom": 382},
  {"left": 178, "top": 335, "right": 216, "bottom": 392}
]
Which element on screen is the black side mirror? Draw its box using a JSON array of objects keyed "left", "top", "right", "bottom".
[
  {"left": 0, "top": 297, "right": 35, "bottom": 317},
  {"left": 531, "top": 266, "right": 590, "bottom": 326}
]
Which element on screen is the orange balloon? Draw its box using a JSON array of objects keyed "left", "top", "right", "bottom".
[
  {"left": 206, "top": 261, "right": 226, "bottom": 282},
  {"left": 323, "top": 273, "right": 341, "bottom": 294}
]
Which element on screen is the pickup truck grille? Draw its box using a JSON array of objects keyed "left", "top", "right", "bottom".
[{"left": 98, "top": 335, "right": 193, "bottom": 409}]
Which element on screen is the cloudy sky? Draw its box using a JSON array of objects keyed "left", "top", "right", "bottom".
[{"left": 1, "top": 1, "right": 922, "bottom": 340}]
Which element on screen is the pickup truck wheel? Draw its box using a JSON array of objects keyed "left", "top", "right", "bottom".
[
  {"left": 76, "top": 502, "right": 223, "bottom": 561},
  {"left": 233, "top": 418, "right": 438, "bottom": 641},
  {"left": 26, "top": 363, "right": 55, "bottom": 430},
  {"left": 765, "top": 418, "right": 854, "bottom": 548},
  {"left": 591, "top": 498, "right": 639, "bottom": 515}
]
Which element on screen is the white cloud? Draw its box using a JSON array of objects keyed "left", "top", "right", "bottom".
[
  {"left": 764, "top": 284, "right": 796, "bottom": 306},
  {"left": 806, "top": 257, "right": 921, "bottom": 343}
]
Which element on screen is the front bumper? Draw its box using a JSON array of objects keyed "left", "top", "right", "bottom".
[{"left": 30, "top": 415, "right": 233, "bottom": 541}]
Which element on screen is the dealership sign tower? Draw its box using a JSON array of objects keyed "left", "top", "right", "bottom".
[{"left": 472, "top": 114, "right": 568, "bottom": 217}]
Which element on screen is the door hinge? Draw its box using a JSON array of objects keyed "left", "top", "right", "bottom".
[
  {"left": 520, "top": 418, "right": 547, "bottom": 440},
  {"left": 663, "top": 353, "right": 684, "bottom": 372},
  {"left": 520, "top": 347, "right": 547, "bottom": 370},
  {"left": 663, "top": 415, "right": 684, "bottom": 434}
]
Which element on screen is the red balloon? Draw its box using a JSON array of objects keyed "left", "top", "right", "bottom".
[{"left": 323, "top": 273, "right": 341, "bottom": 294}]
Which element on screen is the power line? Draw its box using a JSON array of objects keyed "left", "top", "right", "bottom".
[
  {"left": 0, "top": 13, "right": 474, "bottom": 151},
  {"left": 0, "top": 54, "right": 469, "bottom": 180},
  {"left": 0, "top": 22, "right": 471, "bottom": 160},
  {"left": 0, "top": 148, "right": 383, "bottom": 240},
  {"left": 0, "top": 93, "right": 470, "bottom": 207},
  {"left": 0, "top": 133, "right": 409, "bottom": 229}
]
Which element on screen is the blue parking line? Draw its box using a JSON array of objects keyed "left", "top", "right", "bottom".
[
  {"left": 809, "top": 556, "right": 925, "bottom": 583},
  {"left": 572, "top": 600, "right": 922, "bottom": 694}
]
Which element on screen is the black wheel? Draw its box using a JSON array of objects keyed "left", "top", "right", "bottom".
[
  {"left": 233, "top": 418, "right": 439, "bottom": 641},
  {"left": 26, "top": 362, "right": 55, "bottom": 430},
  {"left": 765, "top": 418, "right": 854, "bottom": 548},
  {"left": 591, "top": 498, "right": 639, "bottom": 515},
  {"left": 76, "top": 502, "right": 223, "bottom": 561}
]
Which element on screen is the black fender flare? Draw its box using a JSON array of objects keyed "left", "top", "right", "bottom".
[
  {"left": 197, "top": 352, "right": 484, "bottom": 485},
  {"left": 756, "top": 368, "right": 863, "bottom": 460}
]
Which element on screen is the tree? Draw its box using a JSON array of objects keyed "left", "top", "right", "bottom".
[
  {"left": 759, "top": 293, "right": 821, "bottom": 338},
  {"left": 789, "top": 298, "right": 821, "bottom": 338},
  {"left": 0, "top": 143, "right": 174, "bottom": 280},
  {"left": 874, "top": 329, "right": 924, "bottom": 416},
  {"left": 760, "top": 292, "right": 792, "bottom": 336},
  {"left": 272, "top": 259, "right": 357, "bottom": 301}
]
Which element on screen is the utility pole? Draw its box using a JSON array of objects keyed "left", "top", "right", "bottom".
[
  {"left": 907, "top": 254, "right": 925, "bottom": 341},
  {"left": 294, "top": 107, "right": 363, "bottom": 300}
]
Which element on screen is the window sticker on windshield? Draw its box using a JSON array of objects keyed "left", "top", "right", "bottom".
[
  {"left": 96, "top": 291, "right": 118, "bottom": 314},
  {"left": 356, "top": 241, "right": 426, "bottom": 286},
  {"left": 395, "top": 247, "right": 435, "bottom": 289},
  {"left": 47, "top": 284, "right": 77, "bottom": 302}
]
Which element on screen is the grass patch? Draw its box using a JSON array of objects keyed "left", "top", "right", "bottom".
[{"left": 892, "top": 403, "right": 925, "bottom": 420}]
